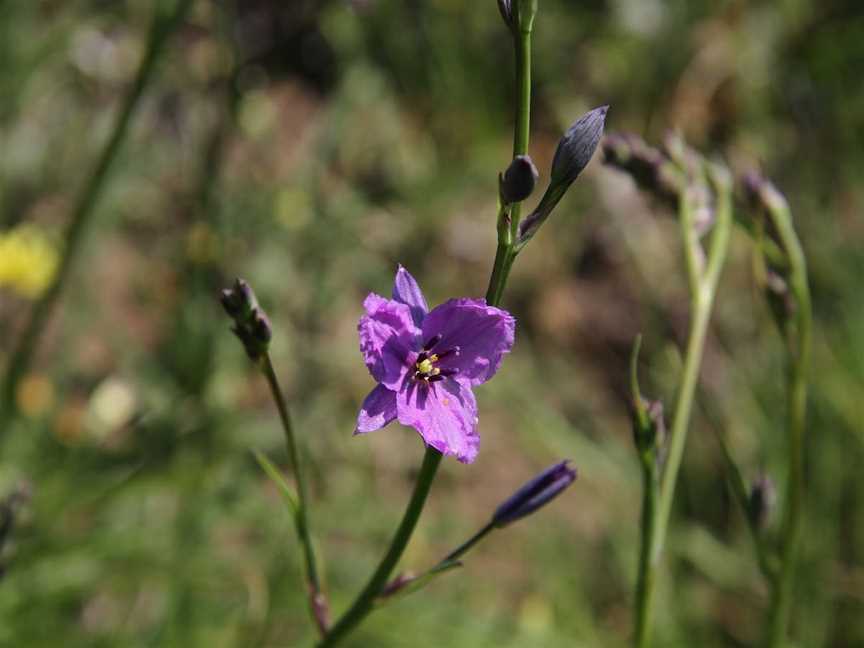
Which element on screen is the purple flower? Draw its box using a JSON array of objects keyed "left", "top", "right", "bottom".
[{"left": 355, "top": 266, "right": 516, "bottom": 463}]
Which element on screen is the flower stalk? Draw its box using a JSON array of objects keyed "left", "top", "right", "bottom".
[
  {"left": 485, "top": 0, "right": 534, "bottom": 306},
  {"left": 0, "top": 0, "right": 192, "bottom": 422},
  {"left": 742, "top": 176, "right": 811, "bottom": 648},
  {"left": 633, "top": 163, "right": 733, "bottom": 648},
  {"left": 221, "top": 279, "right": 328, "bottom": 635},
  {"left": 260, "top": 354, "right": 328, "bottom": 635},
  {"left": 316, "top": 447, "right": 442, "bottom": 647},
  {"left": 321, "top": 6, "right": 540, "bottom": 644}
]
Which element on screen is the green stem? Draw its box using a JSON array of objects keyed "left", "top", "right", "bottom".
[
  {"left": 0, "top": 0, "right": 192, "bottom": 420},
  {"left": 484, "top": 20, "right": 532, "bottom": 307},
  {"left": 634, "top": 458, "right": 659, "bottom": 646},
  {"left": 764, "top": 200, "right": 811, "bottom": 648},
  {"left": 442, "top": 520, "right": 496, "bottom": 564},
  {"left": 260, "top": 354, "right": 325, "bottom": 635},
  {"left": 320, "top": 9, "right": 535, "bottom": 646},
  {"left": 317, "top": 447, "right": 443, "bottom": 647},
  {"left": 634, "top": 169, "right": 732, "bottom": 648}
]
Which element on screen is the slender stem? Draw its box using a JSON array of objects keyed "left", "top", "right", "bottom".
[
  {"left": 512, "top": 28, "right": 532, "bottom": 160},
  {"left": 484, "top": 18, "right": 532, "bottom": 306},
  {"left": 317, "top": 447, "right": 442, "bottom": 647},
  {"left": 634, "top": 170, "right": 732, "bottom": 648},
  {"left": 486, "top": 242, "right": 517, "bottom": 307},
  {"left": 0, "top": 0, "right": 191, "bottom": 420},
  {"left": 764, "top": 202, "right": 811, "bottom": 648},
  {"left": 442, "top": 520, "right": 496, "bottom": 564},
  {"left": 260, "top": 354, "right": 326, "bottom": 634},
  {"left": 634, "top": 458, "right": 659, "bottom": 646}
]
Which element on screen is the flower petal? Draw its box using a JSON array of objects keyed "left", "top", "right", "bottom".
[
  {"left": 396, "top": 378, "right": 479, "bottom": 463},
  {"left": 355, "top": 384, "right": 398, "bottom": 434},
  {"left": 392, "top": 265, "right": 429, "bottom": 327},
  {"left": 358, "top": 293, "right": 420, "bottom": 389},
  {"left": 421, "top": 298, "right": 515, "bottom": 386}
]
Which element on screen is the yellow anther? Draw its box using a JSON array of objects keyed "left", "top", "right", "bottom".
[
  {"left": 432, "top": 367, "right": 440, "bottom": 376},
  {"left": 417, "top": 358, "right": 435, "bottom": 374}
]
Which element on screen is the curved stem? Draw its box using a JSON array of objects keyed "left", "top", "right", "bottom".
[
  {"left": 317, "top": 447, "right": 442, "bottom": 647},
  {"left": 260, "top": 354, "right": 325, "bottom": 634},
  {"left": 0, "top": 0, "right": 192, "bottom": 420}
]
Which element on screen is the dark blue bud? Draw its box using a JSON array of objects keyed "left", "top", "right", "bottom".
[
  {"left": 748, "top": 474, "right": 776, "bottom": 530},
  {"left": 501, "top": 154, "right": 539, "bottom": 204},
  {"left": 492, "top": 460, "right": 577, "bottom": 527},
  {"left": 497, "top": 0, "right": 513, "bottom": 28},
  {"left": 517, "top": 106, "right": 608, "bottom": 245}
]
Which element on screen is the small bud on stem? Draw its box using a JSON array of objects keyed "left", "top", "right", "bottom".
[
  {"left": 492, "top": 460, "right": 577, "bottom": 527},
  {"left": 500, "top": 154, "right": 539, "bottom": 204},
  {"left": 220, "top": 278, "right": 272, "bottom": 360},
  {"left": 518, "top": 106, "right": 608, "bottom": 246}
]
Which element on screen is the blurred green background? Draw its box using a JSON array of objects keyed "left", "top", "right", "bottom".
[{"left": 1, "top": 0, "right": 863, "bottom": 646}]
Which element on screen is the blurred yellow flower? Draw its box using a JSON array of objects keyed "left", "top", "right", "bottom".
[{"left": 0, "top": 224, "right": 59, "bottom": 298}]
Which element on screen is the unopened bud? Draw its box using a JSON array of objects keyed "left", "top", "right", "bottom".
[
  {"left": 748, "top": 475, "right": 776, "bottom": 530},
  {"left": 518, "top": 106, "right": 608, "bottom": 244},
  {"left": 501, "top": 154, "right": 539, "bottom": 204},
  {"left": 633, "top": 398, "right": 666, "bottom": 457},
  {"left": 221, "top": 278, "right": 271, "bottom": 360},
  {"left": 492, "top": 460, "right": 576, "bottom": 527},
  {"left": 602, "top": 133, "right": 688, "bottom": 205},
  {"left": 550, "top": 105, "right": 608, "bottom": 188},
  {"left": 497, "top": 0, "right": 513, "bottom": 28}
]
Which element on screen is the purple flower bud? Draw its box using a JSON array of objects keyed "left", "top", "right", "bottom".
[
  {"left": 492, "top": 460, "right": 577, "bottom": 527},
  {"left": 252, "top": 308, "right": 272, "bottom": 344},
  {"left": 602, "top": 132, "right": 684, "bottom": 208},
  {"left": 501, "top": 154, "right": 539, "bottom": 204}
]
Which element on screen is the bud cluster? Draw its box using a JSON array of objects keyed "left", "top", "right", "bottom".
[
  {"left": 220, "top": 278, "right": 272, "bottom": 360},
  {"left": 602, "top": 131, "right": 715, "bottom": 235},
  {"left": 738, "top": 171, "right": 798, "bottom": 329}
]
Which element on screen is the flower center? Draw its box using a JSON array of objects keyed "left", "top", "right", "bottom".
[
  {"left": 415, "top": 354, "right": 441, "bottom": 378},
  {"left": 413, "top": 336, "right": 460, "bottom": 383}
]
